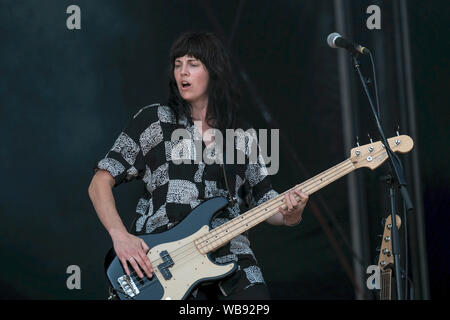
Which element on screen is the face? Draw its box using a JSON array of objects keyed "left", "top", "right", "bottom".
[{"left": 174, "top": 55, "right": 209, "bottom": 106}]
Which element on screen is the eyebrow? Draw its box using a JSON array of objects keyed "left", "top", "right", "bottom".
[{"left": 175, "top": 58, "right": 199, "bottom": 63}]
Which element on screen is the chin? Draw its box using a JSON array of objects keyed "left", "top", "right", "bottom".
[{"left": 181, "top": 94, "right": 196, "bottom": 102}]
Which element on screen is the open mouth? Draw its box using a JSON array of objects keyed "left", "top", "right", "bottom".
[{"left": 181, "top": 81, "right": 191, "bottom": 89}]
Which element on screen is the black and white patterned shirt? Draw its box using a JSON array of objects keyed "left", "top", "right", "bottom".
[{"left": 94, "top": 103, "right": 279, "bottom": 296}]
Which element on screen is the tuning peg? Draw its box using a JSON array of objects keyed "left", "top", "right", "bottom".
[
  {"left": 396, "top": 125, "right": 400, "bottom": 136},
  {"left": 381, "top": 218, "right": 386, "bottom": 227},
  {"left": 376, "top": 246, "right": 381, "bottom": 252},
  {"left": 367, "top": 133, "right": 373, "bottom": 143},
  {"left": 355, "top": 136, "right": 360, "bottom": 147}
]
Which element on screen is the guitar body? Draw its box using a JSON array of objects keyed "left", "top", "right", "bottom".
[{"left": 104, "top": 197, "right": 237, "bottom": 300}]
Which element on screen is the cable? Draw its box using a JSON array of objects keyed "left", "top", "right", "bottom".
[
  {"left": 403, "top": 199, "right": 409, "bottom": 299},
  {"left": 367, "top": 50, "right": 381, "bottom": 119}
]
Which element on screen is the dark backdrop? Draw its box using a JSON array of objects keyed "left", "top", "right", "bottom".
[{"left": 0, "top": 0, "right": 447, "bottom": 299}]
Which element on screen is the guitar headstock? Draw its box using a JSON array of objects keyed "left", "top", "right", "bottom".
[
  {"left": 350, "top": 135, "right": 414, "bottom": 170},
  {"left": 377, "top": 214, "right": 402, "bottom": 271}
]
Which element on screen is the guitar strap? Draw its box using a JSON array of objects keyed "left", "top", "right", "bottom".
[
  {"left": 221, "top": 162, "right": 237, "bottom": 206},
  {"left": 220, "top": 137, "right": 237, "bottom": 207}
]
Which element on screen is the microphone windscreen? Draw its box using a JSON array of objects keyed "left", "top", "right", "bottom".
[{"left": 327, "top": 32, "right": 341, "bottom": 48}]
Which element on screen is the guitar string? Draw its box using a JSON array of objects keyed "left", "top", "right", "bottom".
[
  {"left": 126, "top": 160, "right": 355, "bottom": 285},
  {"left": 197, "top": 166, "right": 356, "bottom": 256},
  {"left": 192, "top": 158, "right": 354, "bottom": 257},
  {"left": 199, "top": 159, "right": 353, "bottom": 242},
  {"left": 386, "top": 270, "right": 392, "bottom": 300},
  {"left": 128, "top": 141, "right": 405, "bottom": 294},
  {"left": 197, "top": 143, "right": 395, "bottom": 251},
  {"left": 126, "top": 144, "right": 398, "bottom": 292},
  {"left": 384, "top": 271, "right": 387, "bottom": 300},
  {"left": 197, "top": 161, "right": 355, "bottom": 252},
  {"left": 381, "top": 270, "right": 392, "bottom": 300},
  {"left": 131, "top": 143, "right": 392, "bottom": 285},
  {"left": 126, "top": 140, "right": 394, "bottom": 282},
  {"left": 128, "top": 161, "right": 356, "bottom": 283},
  {"left": 127, "top": 159, "right": 353, "bottom": 278},
  {"left": 130, "top": 154, "right": 386, "bottom": 290},
  {"left": 126, "top": 160, "right": 355, "bottom": 286},
  {"left": 133, "top": 164, "right": 356, "bottom": 287}
]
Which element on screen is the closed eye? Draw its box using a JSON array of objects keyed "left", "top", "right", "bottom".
[{"left": 175, "top": 63, "right": 199, "bottom": 68}]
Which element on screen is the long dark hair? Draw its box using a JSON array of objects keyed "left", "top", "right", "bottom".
[{"left": 166, "top": 31, "right": 240, "bottom": 132}]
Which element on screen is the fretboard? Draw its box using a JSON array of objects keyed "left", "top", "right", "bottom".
[
  {"left": 195, "top": 158, "right": 355, "bottom": 254},
  {"left": 380, "top": 269, "right": 392, "bottom": 300}
]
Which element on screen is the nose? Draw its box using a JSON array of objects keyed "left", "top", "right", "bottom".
[{"left": 180, "top": 64, "right": 189, "bottom": 76}]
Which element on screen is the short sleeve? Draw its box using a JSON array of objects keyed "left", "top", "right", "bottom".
[
  {"left": 243, "top": 130, "right": 279, "bottom": 206},
  {"left": 94, "top": 106, "right": 155, "bottom": 187}
]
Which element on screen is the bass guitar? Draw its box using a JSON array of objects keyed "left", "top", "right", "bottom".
[
  {"left": 104, "top": 135, "right": 413, "bottom": 300},
  {"left": 377, "top": 214, "right": 402, "bottom": 300}
]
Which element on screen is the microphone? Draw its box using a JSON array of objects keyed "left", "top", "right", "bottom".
[{"left": 327, "top": 32, "right": 369, "bottom": 55}]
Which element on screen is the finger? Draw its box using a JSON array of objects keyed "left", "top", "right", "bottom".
[
  {"left": 294, "top": 190, "right": 308, "bottom": 205},
  {"left": 140, "top": 240, "right": 153, "bottom": 271},
  {"left": 278, "top": 206, "right": 288, "bottom": 216},
  {"left": 137, "top": 249, "right": 153, "bottom": 278},
  {"left": 128, "top": 257, "right": 144, "bottom": 278},
  {"left": 296, "top": 189, "right": 309, "bottom": 201},
  {"left": 120, "top": 258, "right": 130, "bottom": 276},
  {"left": 289, "top": 192, "right": 298, "bottom": 209},
  {"left": 133, "top": 255, "right": 149, "bottom": 279},
  {"left": 140, "top": 239, "right": 150, "bottom": 253},
  {"left": 285, "top": 194, "right": 293, "bottom": 212}
]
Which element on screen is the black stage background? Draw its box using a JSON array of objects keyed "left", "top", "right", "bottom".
[{"left": 0, "top": 0, "right": 448, "bottom": 300}]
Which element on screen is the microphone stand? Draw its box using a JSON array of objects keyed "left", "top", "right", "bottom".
[{"left": 350, "top": 52, "right": 414, "bottom": 300}]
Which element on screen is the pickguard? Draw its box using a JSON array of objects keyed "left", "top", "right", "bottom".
[{"left": 148, "top": 225, "right": 235, "bottom": 300}]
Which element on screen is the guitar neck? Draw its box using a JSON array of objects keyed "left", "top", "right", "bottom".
[
  {"left": 195, "top": 158, "right": 356, "bottom": 254},
  {"left": 380, "top": 269, "right": 392, "bottom": 300}
]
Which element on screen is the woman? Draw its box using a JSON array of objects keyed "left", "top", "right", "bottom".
[{"left": 88, "top": 31, "right": 308, "bottom": 300}]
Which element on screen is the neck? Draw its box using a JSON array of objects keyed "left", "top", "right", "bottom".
[
  {"left": 195, "top": 158, "right": 356, "bottom": 255},
  {"left": 380, "top": 269, "right": 392, "bottom": 300},
  {"left": 190, "top": 99, "right": 208, "bottom": 122}
]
